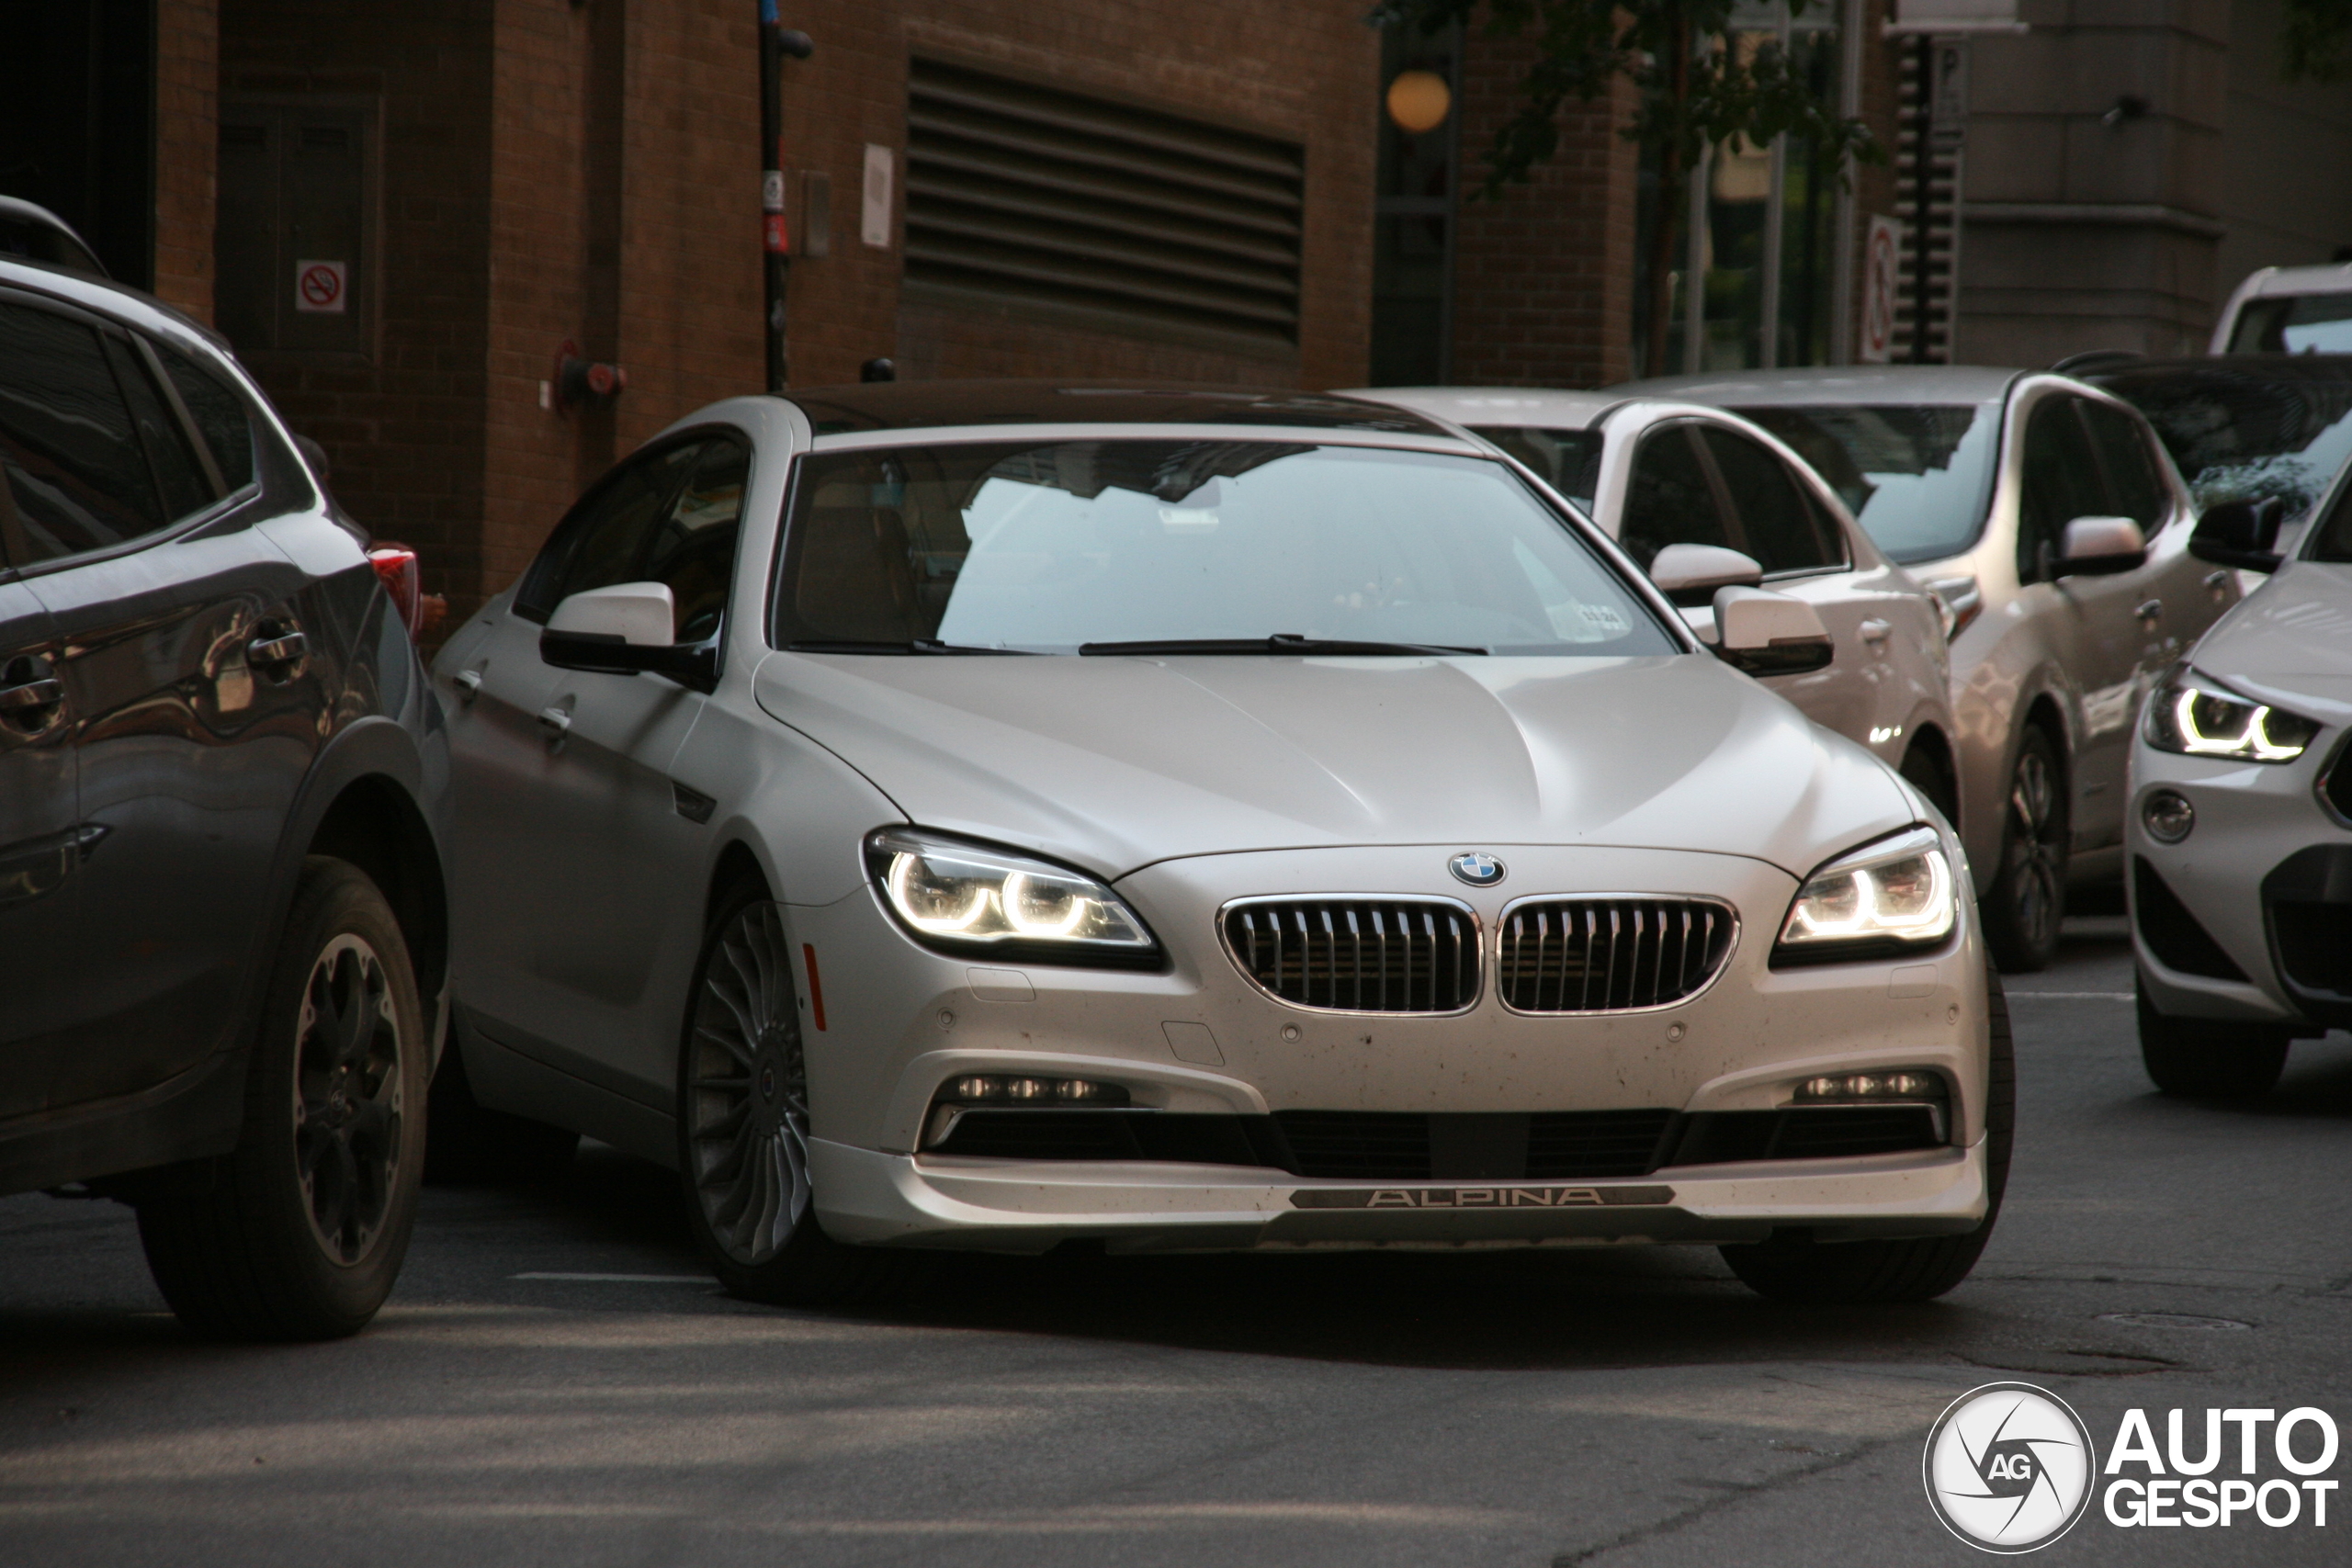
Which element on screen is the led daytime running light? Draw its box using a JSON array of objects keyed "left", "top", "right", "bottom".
[{"left": 2167, "top": 687, "right": 2310, "bottom": 761}]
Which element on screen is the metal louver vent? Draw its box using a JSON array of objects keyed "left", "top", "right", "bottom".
[
  {"left": 1223, "top": 898, "right": 1479, "bottom": 1013},
  {"left": 1497, "top": 898, "right": 1736, "bottom": 1013},
  {"left": 905, "top": 57, "right": 1304, "bottom": 348}
]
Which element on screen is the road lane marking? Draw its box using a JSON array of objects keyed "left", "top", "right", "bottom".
[{"left": 510, "top": 1272, "right": 712, "bottom": 1283}]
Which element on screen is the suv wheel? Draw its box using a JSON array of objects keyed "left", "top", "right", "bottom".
[
  {"left": 1984, "top": 728, "right": 2068, "bottom": 972},
  {"left": 137, "top": 857, "right": 426, "bottom": 1339},
  {"left": 677, "top": 885, "right": 913, "bottom": 1307},
  {"left": 1720, "top": 970, "right": 2013, "bottom": 1304},
  {"left": 2137, "top": 978, "right": 2290, "bottom": 1099},
  {"left": 1898, "top": 741, "right": 1959, "bottom": 831}
]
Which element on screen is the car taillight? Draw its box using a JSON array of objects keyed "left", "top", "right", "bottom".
[{"left": 368, "top": 545, "right": 424, "bottom": 637}]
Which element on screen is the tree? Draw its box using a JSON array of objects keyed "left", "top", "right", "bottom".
[{"left": 1371, "top": 1, "right": 1878, "bottom": 378}]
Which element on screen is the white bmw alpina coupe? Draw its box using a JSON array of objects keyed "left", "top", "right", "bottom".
[{"left": 432, "top": 383, "right": 2007, "bottom": 1307}]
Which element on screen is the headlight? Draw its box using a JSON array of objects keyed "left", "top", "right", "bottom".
[
  {"left": 865, "top": 828, "right": 1159, "bottom": 964},
  {"left": 2143, "top": 666, "right": 2321, "bottom": 763},
  {"left": 1772, "top": 825, "right": 1957, "bottom": 965}
]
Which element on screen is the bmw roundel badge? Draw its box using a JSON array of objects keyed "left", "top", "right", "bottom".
[{"left": 1448, "top": 852, "right": 1506, "bottom": 887}]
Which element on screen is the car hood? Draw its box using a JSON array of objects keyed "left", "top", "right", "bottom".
[
  {"left": 752, "top": 651, "right": 1915, "bottom": 883},
  {"left": 2190, "top": 561, "right": 2352, "bottom": 719}
]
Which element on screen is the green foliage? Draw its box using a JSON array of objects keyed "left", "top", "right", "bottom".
[
  {"left": 1370, "top": 0, "right": 1879, "bottom": 201},
  {"left": 2282, "top": 0, "right": 2352, "bottom": 83}
]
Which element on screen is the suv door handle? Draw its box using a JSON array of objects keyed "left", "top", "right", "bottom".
[
  {"left": 2134, "top": 598, "right": 2163, "bottom": 622},
  {"left": 453, "top": 668, "right": 483, "bottom": 703},
  {"left": 248, "top": 628, "right": 309, "bottom": 668},
  {"left": 0, "top": 655, "right": 65, "bottom": 733},
  {"left": 537, "top": 705, "right": 572, "bottom": 739},
  {"left": 1859, "top": 618, "right": 1893, "bottom": 643}
]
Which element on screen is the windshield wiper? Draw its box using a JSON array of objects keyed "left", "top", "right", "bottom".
[
  {"left": 787, "top": 639, "right": 1039, "bottom": 655},
  {"left": 1080, "top": 634, "right": 1487, "bottom": 657}
]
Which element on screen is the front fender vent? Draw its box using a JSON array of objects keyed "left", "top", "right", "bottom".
[
  {"left": 1497, "top": 897, "right": 1736, "bottom": 1013},
  {"left": 1222, "top": 897, "right": 1479, "bottom": 1013}
]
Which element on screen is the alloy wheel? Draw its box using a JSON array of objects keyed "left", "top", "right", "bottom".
[
  {"left": 291, "top": 933, "right": 406, "bottom": 1265},
  {"left": 685, "top": 902, "right": 810, "bottom": 1267},
  {"left": 2002, "top": 745, "right": 2064, "bottom": 955}
]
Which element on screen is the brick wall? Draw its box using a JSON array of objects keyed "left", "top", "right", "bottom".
[
  {"left": 154, "top": 0, "right": 219, "bottom": 322},
  {"left": 1449, "top": 32, "right": 1639, "bottom": 389}
]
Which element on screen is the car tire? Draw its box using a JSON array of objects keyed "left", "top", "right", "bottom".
[
  {"left": 2136, "top": 978, "right": 2290, "bottom": 1099},
  {"left": 136, "top": 856, "right": 427, "bottom": 1340},
  {"left": 676, "top": 882, "right": 915, "bottom": 1308},
  {"left": 1983, "top": 728, "right": 2068, "bottom": 973},
  {"left": 1719, "top": 970, "right": 2013, "bottom": 1305},
  {"left": 424, "top": 1032, "right": 581, "bottom": 1185},
  {"left": 1897, "top": 741, "right": 1959, "bottom": 833}
]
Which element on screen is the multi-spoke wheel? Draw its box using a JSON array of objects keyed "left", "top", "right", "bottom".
[
  {"left": 676, "top": 883, "right": 910, "bottom": 1306},
  {"left": 686, "top": 900, "right": 810, "bottom": 1267},
  {"left": 293, "top": 934, "right": 405, "bottom": 1264},
  {"left": 138, "top": 857, "right": 427, "bottom": 1340},
  {"left": 1983, "top": 728, "right": 2068, "bottom": 971}
]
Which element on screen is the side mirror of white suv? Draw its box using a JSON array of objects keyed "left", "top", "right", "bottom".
[
  {"left": 540, "top": 581, "right": 717, "bottom": 691},
  {"left": 1648, "top": 542, "right": 1764, "bottom": 606},
  {"left": 2056, "top": 515, "right": 2148, "bottom": 577}
]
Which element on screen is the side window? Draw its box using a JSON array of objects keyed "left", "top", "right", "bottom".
[
  {"left": 1476, "top": 426, "right": 1605, "bottom": 511},
  {"left": 1698, "top": 426, "right": 1844, "bottom": 575},
  {"left": 102, "top": 336, "right": 213, "bottom": 524},
  {"left": 514, "top": 437, "right": 741, "bottom": 634},
  {"left": 1620, "top": 425, "right": 1732, "bottom": 570},
  {"left": 0, "top": 299, "right": 168, "bottom": 564},
  {"left": 154, "top": 343, "right": 257, "bottom": 493},
  {"left": 2079, "top": 399, "right": 2167, "bottom": 530},
  {"left": 639, "top": 439, "right": 748, "bottom": 644},
  {"left": 2018, "top": 397, "right": 2105, "bottom": 584}
]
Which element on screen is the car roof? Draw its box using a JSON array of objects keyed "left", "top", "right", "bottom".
[
  {"left": 0, "top": 253, "right": 239, "bottom": 357},
  {"left": 1337, "top": 386, "right": 1622, "bottom": 432},
  {"left": 2084, "top": 353, "right": 2352, "bottom": 390},
  {"left": 782, "top": 380, "right": 1460, "bottom": 439},
  {"left": 2239, "top": 263, "right": 2352, "bottom": 298},
  {"left": 1604, "top": 365, "right": 2022, "bottom": 405},
  {"left": 0, "top": 196, "right": 107, "bottom": 277}
]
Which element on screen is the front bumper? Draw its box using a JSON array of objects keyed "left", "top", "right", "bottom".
[
  {"left": 2131, "top": 731, "right": 2352, "bottom": 1027},
  {"left": 790, "top": 840, "right": 1990, "bottom": 1250}
]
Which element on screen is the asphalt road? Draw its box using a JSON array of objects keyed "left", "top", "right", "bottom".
[{"left": 5, "top": 915, "right": 2349, "bottom": 1567}]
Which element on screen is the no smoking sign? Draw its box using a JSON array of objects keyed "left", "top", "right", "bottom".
[{"left": 294, "top": 259, "right": 348, "bottom": 314}]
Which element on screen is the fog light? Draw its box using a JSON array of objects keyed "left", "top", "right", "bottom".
[
  {"left": 1055, "top": 1078, "right": 1110, "bottom": 1101},
  {"left": 2142, "top": 789, "right": 2195, "bottom": 844},
  {"left": 1795, "top": 1071, "right": 1945, "bottom": 1102},
  {"left": 1003, "top": 1077, "right": 1050, "bottom": 1100},
  {"left": 953, "top": 1075, "right": 1001, "bottom": 1100}
]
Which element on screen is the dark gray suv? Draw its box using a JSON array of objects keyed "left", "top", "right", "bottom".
[{"left": 0, "top": 253, "right": 450, "bottom": 1339}]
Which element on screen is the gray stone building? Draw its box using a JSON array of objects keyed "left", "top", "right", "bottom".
[{"left": 1960, "top": 0, "right": 2352, "bottom": 365}]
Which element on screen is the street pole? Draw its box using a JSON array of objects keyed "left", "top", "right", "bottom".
[{"left": 759, "top": 6, "right": 813, "bottom": 392}]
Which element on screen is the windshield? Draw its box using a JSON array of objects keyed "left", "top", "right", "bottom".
[
  {"left": 1471, "top": 426, "right": 1605, "bottom": 511},
  {"left": 773, "top": 441, "right": 1677, "bottom": 656},
  {"left": 2228, "top": 293, "right": 2352, "bottom": 354},
  {"left": 2098, "top": 365, "right": 2352, "bottom": 531},
  {"left": 1733, "top": 403, "right": 1999, "bottom": 565}
]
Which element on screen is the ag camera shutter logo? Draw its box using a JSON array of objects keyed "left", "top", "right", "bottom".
[{"left": 1923, "top": 1382, "right": 2098, "bottom": 1552}]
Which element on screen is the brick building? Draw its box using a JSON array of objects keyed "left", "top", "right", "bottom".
[{"left": 2, "top": 0, "right": 1378, "bottom": 626}]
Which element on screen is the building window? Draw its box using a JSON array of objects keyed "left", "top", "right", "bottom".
[
  {"left": 1368, "top": 25, "right": 1459, "bottom": 385},
  {"left": 214, "top": 99, "right": 377, "bottom": 357},
  {"left": 902, "top": 58, "right": 1304, "bottom": 353}
]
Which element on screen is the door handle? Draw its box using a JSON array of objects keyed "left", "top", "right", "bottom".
[
  {"left": 1859, "top": 618, "right": 1893, "bottom": 643},
  {"left": 2203, "top": 570, "right": 2231, "bottom": 592},
  {"left": 537, "top": 705, "right": 572, "bottom": 739},
  {"left": 2134, "top": 598, "right": 2163, "bottom": 622},
  {"left": 453, "top": 668, "right": 483, "bottom": 703},
  {"left": 248, "top": 627, "right": 309, "bottom": 668},
  {"left": 0, "top": 655, "right": 65, "bottom": 733}
]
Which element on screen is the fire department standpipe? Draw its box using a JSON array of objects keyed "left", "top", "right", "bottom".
[{"left": 760, "top": 6, "right": 814, "bottom": 392}]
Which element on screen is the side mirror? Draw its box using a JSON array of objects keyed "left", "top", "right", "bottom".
[
  {"left": 2188, "top": 498, "right": 2286, "bottom": 573},
  {"left": 1713, "top": 586, "right": 1834, "bottom": 676},
  {"left": 1647, "top": 542, "right": 1764, "bottom": 607},
  {"left": 540, "top": 581, "right": 716, "bottom": 690},
  {"left": 2055, "top": 515, "right": 2148, "bottom": 576}
]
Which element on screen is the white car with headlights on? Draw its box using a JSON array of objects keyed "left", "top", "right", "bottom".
[
  {"left": 432, "top": 382, "right": 2007, "bottom": 1308},
  {"left": 2129, "top": 477, "right": 2352, "bottom": 1097}
]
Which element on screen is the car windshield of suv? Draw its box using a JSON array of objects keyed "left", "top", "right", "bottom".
[
  {"left": 775, "top": 440, "right": 1676, "bottom": 656},
  {"left": 2096, "top": 362, "right": 2352, "bottom": 531},
  {"left": 2227, "top": 293, "right": 2352, "bottom": 354},
  {"left": 1732, "top": 403, "right": 1999, "bottom": 564}
]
